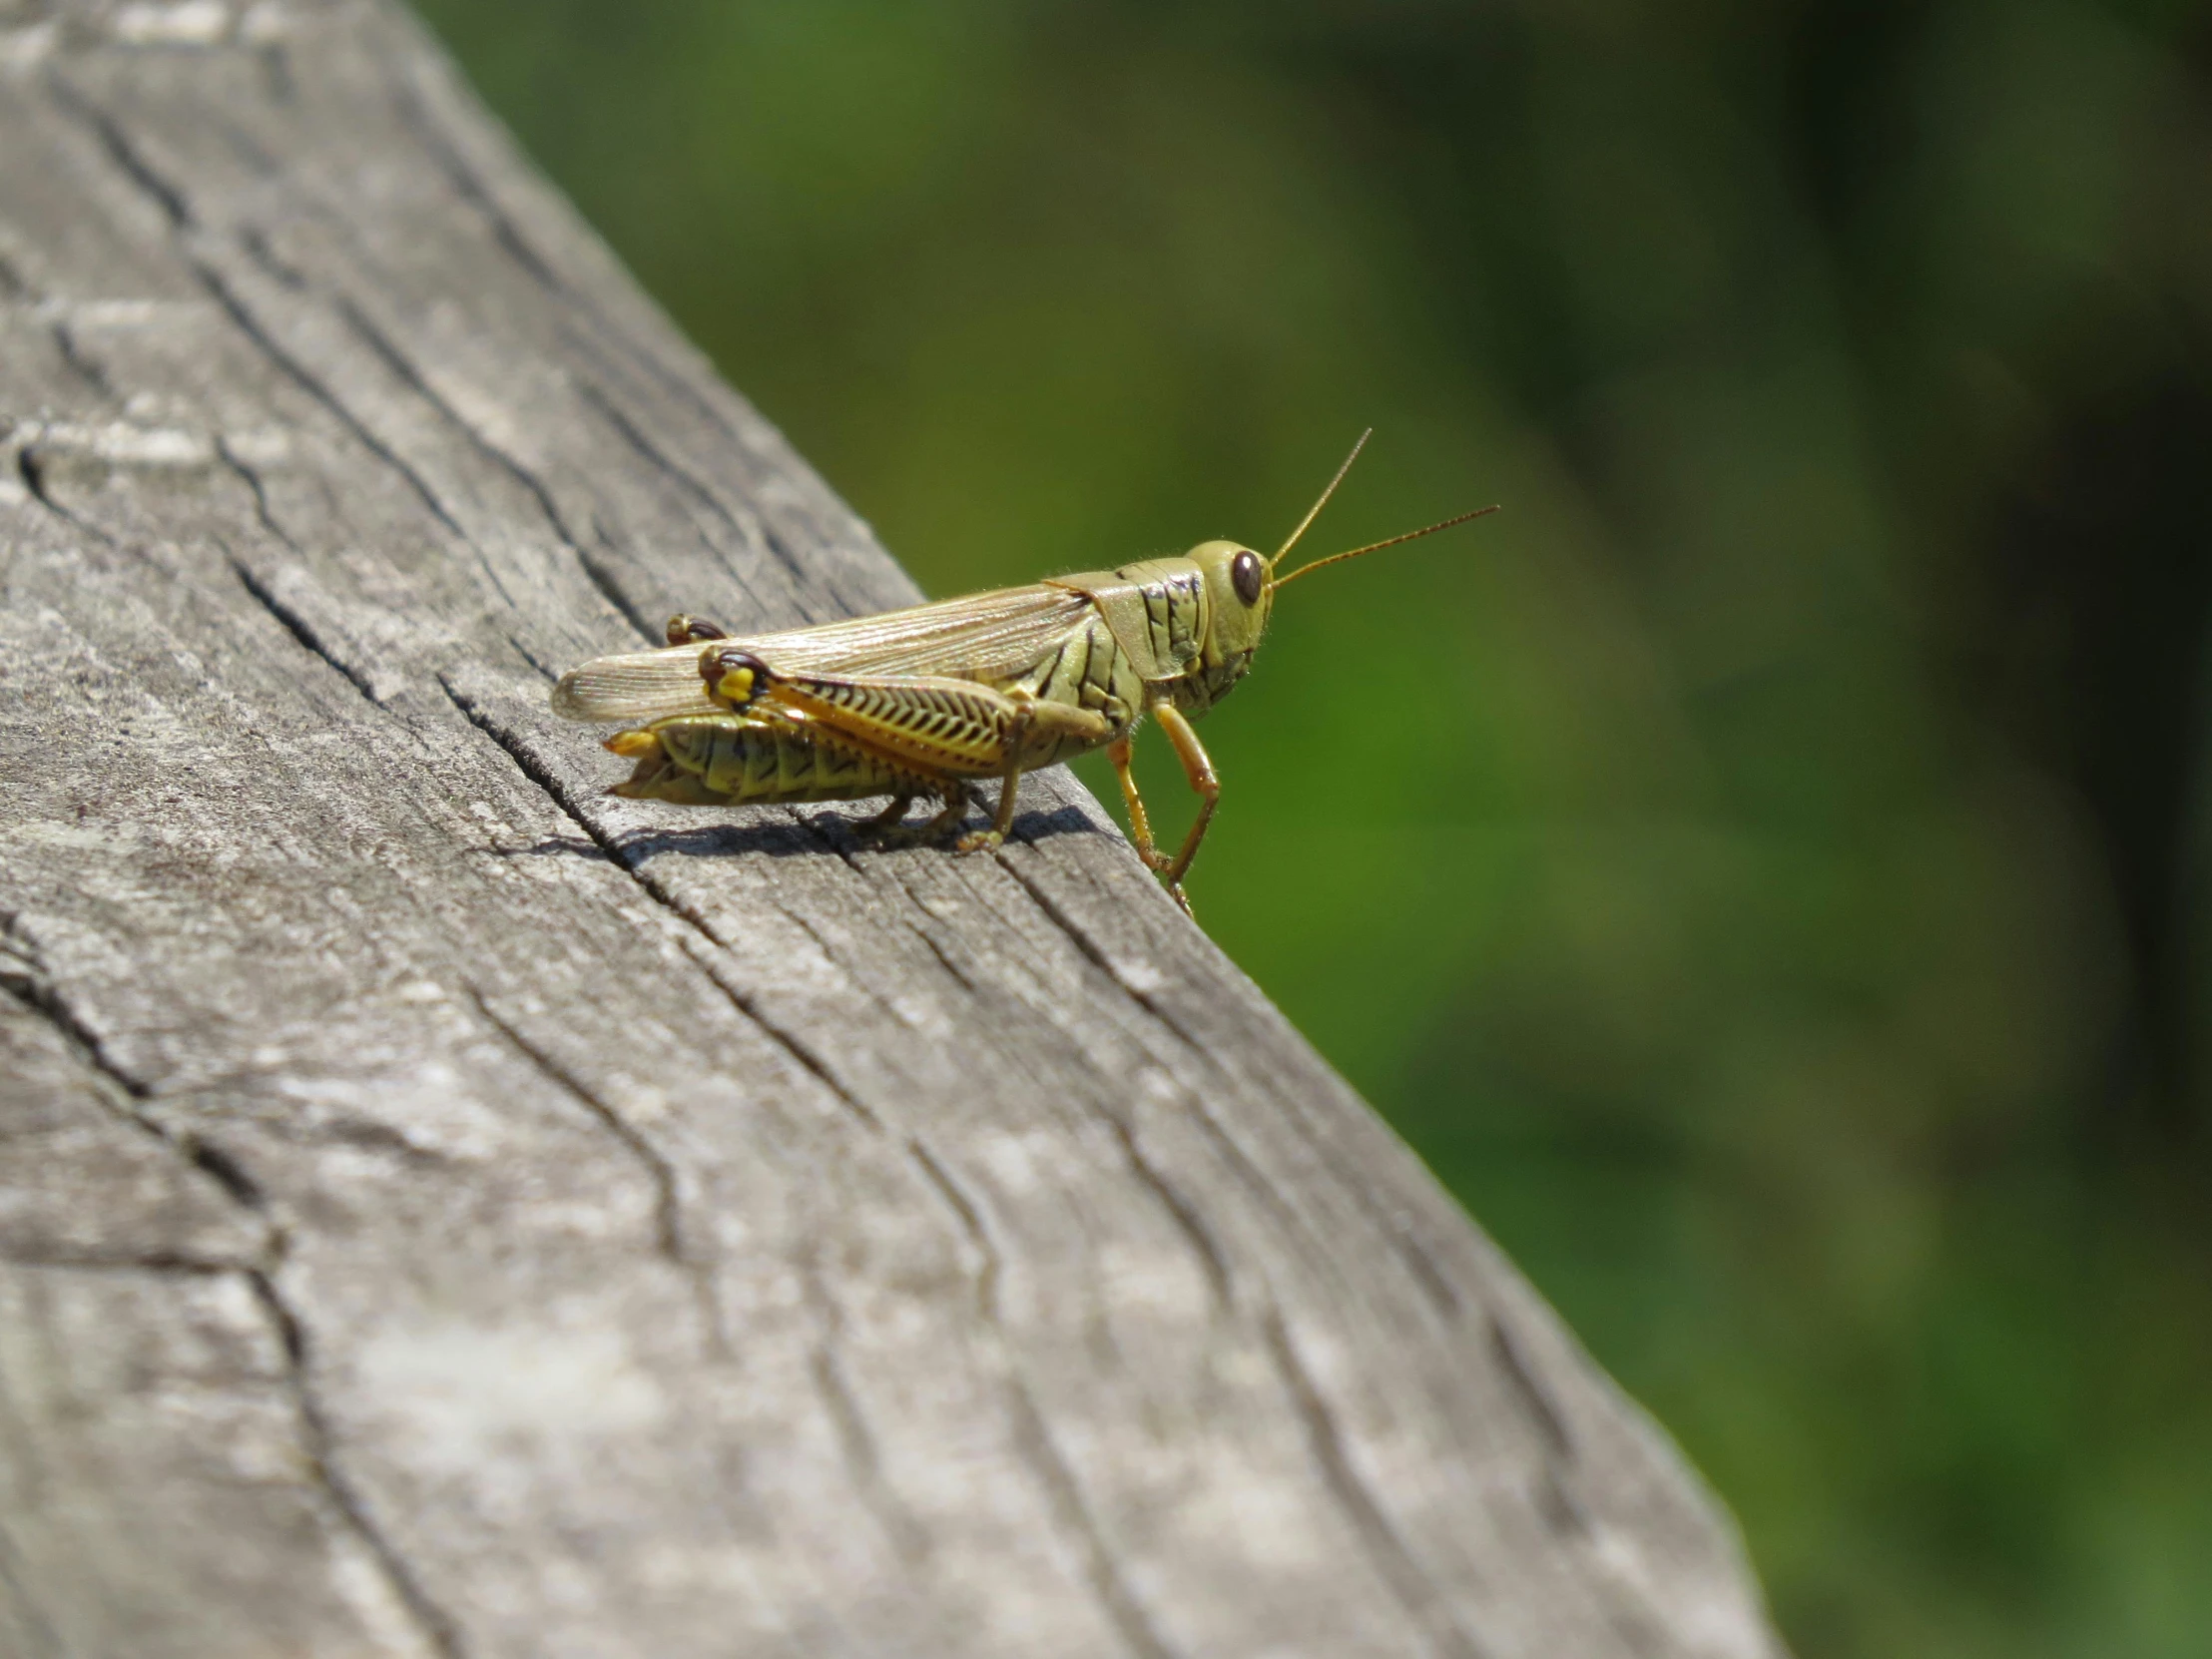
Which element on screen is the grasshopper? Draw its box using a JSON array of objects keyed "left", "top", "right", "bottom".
[{"left": 551, "top": 433, "right": 1493, "bottom": 912}]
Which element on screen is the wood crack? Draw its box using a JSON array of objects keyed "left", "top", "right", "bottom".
[
  {"left": 1488, "top": 1312, "right": 1577, "bottom": 1466},
  {"left": 991, "top": 849, "right": 1209, "bottom": 1054},
  {"left": 378, "top": 56, "right": 806, "bottom": 587},
  {"left": 884, "top": 855, "right": 1245, "bottom": 1319},
  {"left": 904, "top": 1137, "right": 998, "bottom": 1326},
  {"left": 382, "top": 58, "right": 867, "bottom": 618},
  {"left": 0, "top": 1246, "right": 264, "bottom": 1277},
  {"left": 436, "top": 676, "right": 888, "bottom": 1137},
  {"left": 992, "top": 856, "right": 1316, "bottom": 1253},
  {"left": 2, "top": 918, "right": 154, "bottom": 1112},
  {"left": 12, "top": 441, "right": 118, "bottom": 547},
  {"left": 557, "top": 305, "right": 744, "bottom": 459},
  {"left": 503, "top": 630, "right": 563, "bottom": 683},
  {"left": 437, "top": 676, "right": 626, "bottom": 861},
  {"left": 685, "top": 944, "right": 887, "bottom": 1135},
  {"left": 5, "top": 920, "right": 282, "bottom": 1228},
  {"left": 570, "top": 374, "right": 772, "bottom": 616},
  {"left": 796, "top": 1258, "right": 929, "bottom": 1566},
  {"left": 464, "top": 984, "right": 726, "bottom": 1354},
  {"left": 332, "top": 293, "right": 656, "bottom": 645},
  {"left": 983, "top": 863, "right": 1508, "bottom": 1650},
  {"left": 1, "top": 924, "right": 457, "bottom": 1656},
  {"left": 1001, "top": 1378, "right": 1183, "bottom": 1659},
  {"left": 216, "top": 434, "right": 302, "bottom": 551},
  {"left": 382, "top": 50, "right": 802, "bottom": 580},
  {"left": 1480, "top": 1316, "right": 1692, "bottom": 1650},
  {"left": 44, "top": 70, "right": 497, "bottom": 616},
  {"left": 1099, "top": 1111, "right": 1235, "bottom": 1313},
  {"left": 879, "top": 858, "right": 1243, "bottom": 1315},
  {"left": 904, "top": 1138, "right": 1182, "bottom": 1659},
  {"left": 196, "top": 252, "right": 479, "bottom": 545},
  {"left": 182, "top": 1136, "right": 267, "bottom": 1211},
  {"left": 464, "top": 988, "right": 687, "bottom": 1268},
  {"left": 48, "top": 317, "right": 115, "bottom": 402},
  {"left": 383, "top": 66, "right": 563, "bottom": 297},
  {"left": 227, "top": 547, "right": 384, "bottom": 705},
  {"left": 244, "top": 1270, "right": 468, "bottom": 1659},
  {"left": 875, "top": 862, "right": 998, "bottom": 1006},
  {"left": 1262, "top": 1308, "right": 1489, "bottom": 1659},
  {"left": 44, "top": 69, "right": 193, "bottom": 231}
]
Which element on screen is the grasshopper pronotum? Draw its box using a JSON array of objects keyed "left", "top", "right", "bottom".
[{"left": 552, "top": 433, "right": 1494, "bottom": 912}]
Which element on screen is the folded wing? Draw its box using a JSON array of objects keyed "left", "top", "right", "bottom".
[{"left": 550, "top": 584, "right": 1095, "bottom": 724}]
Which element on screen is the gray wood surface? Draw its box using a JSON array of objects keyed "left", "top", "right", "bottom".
[{"left": 0, "top": 3, "right": 1787, "bottom": 1655}]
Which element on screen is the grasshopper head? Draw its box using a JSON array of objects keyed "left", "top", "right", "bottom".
[{"left": 1189, "top": 539, "right": 1274, "bottom": 668}]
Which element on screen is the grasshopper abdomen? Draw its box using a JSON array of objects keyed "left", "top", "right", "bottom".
[{"left": 608, "top": 718, "right": 919, "bottom": 806}]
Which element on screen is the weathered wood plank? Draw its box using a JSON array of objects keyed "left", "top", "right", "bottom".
[{"left": 0, "top": 3, "right": 1785, "bottom": 1655}]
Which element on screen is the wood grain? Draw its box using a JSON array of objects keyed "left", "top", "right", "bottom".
[{"left": 0, "top": 3, "right": 1786, "bottom": 1654}]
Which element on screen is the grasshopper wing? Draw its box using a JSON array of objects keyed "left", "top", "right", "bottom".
[
  {"left": 550, "top": 645, "right": 729, "bottom": 724},
  {"left": 550, "top": 584, "right": 1097, "bottom": 724}
]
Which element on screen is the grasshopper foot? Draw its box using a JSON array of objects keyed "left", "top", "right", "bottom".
[
  {"left": 849, "top": 792, "right": 917, "bottom": 841},
  {"left": 954, "top": 829, "right": 1004, "bottom": 854},
  {"left": 863, "top": 784, "right": 972, "bottom": 848}
]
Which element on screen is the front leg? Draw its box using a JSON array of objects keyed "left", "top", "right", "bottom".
[
  {"left": 1107, "top": 736, "right": 1168, "bottom": 871},
  {"left": 1148, "top": 701, "right": 1220, "bottom": 916}
]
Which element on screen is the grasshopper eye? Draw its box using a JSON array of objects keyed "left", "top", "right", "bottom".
[{"left": 1231, "top": 550, "right": 1264, "bottom": 606}]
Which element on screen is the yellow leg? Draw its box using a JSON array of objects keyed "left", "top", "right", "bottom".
[
  {"left": 1148, "top": 701, "right": 1219, "bottom": 916},
  {"left": 1107, "top": 736, "right": 1165, "bottom": 870}
]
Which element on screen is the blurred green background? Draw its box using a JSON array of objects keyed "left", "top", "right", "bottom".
[{"left": 411, "top": 3, "right": 2212, "bottom": 1653}]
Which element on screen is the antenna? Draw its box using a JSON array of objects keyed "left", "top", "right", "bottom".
[
  {"left": 1271, "top": 429, "right": 1372, "bottom": 568},
  {"left": 1270, "top": 504, "right": 1500, "bottom": 592}
]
